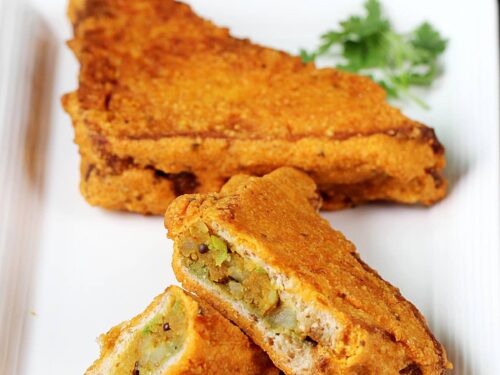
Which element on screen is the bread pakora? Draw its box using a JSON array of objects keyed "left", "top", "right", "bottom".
[
  {"left": 85, "top": 286, "right": 278, "bottom": 375},
  {"left": 165, "top": 168, "right": 451, "bottom": 374},
  {"left": 63, "top": 0, "right": 446, "bottom": 214}
]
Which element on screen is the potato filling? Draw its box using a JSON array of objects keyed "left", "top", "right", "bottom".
[
  {"left": 114, "top": 297, "right": 187, "bottom": 374},
  {"left": 180, "top": 221, "right": 319, "bottom": 347}
]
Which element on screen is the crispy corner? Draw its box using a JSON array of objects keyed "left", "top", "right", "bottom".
[{"left": 67, "top": 0, "right": 87, "bottom": 25}]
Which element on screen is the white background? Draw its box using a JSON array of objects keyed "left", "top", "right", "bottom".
[{"left": 0, "top": 0, "right": 498, "bottom": 374}]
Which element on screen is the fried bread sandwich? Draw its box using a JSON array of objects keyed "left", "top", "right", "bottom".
[
  {"left": 165, "top": 168, "right": 451, "bottom": 374},
  {"left": 85, "top": 286, "right": 278, "bottom": 375},
  {"left": 62, "top": 0, "right": 446, "bottom": 215}
]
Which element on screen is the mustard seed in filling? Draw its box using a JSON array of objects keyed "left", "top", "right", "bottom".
[
  {"left": 198, "top": 244, "right": 209, "bottom": 254},
  {"left": 133, "top": 361, "right": 139, "bottom": 375}
]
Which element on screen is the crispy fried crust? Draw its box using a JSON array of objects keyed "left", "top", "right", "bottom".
[
  {"left": 63, "top": 0, "right": 446, "bottom": 214},
  {"left": 165, "top": 168, "right": 451, "bottom": 374},
  {"left": 85, "top": 286, "right": 278, "bottom": 375}
]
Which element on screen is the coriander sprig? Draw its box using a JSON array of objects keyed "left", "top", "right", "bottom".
[{"left": 300, "top": 0, "right": 447, "bottom": 108}]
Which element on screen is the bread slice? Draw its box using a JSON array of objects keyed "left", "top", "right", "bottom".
[
  {"left": 85, "top": 286, "right": 278, "bottom": 375},
  {"left": 62, "top": 0, "right": 446, "bottom": 214},
  {"left": 165, "top": 168, "right": 451, "bottom": 374}
]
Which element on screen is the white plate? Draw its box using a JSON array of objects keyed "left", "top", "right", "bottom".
[{"left": 0, "top": 0, "right": 498, "bottom": 374}]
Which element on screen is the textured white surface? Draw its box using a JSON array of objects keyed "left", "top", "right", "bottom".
[{"left": 0, "top": 0, "right": 498, "bottom": 374}]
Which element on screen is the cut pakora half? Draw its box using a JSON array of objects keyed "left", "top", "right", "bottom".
[
  {"left": 85, "top": 286, "right": 278, "bottom": 375},
  {"left": 63, "top": 0, "right": 446, "bottom": 215},
  {"left": 165, "top": 168, "right": 451, "bottom": 374}
]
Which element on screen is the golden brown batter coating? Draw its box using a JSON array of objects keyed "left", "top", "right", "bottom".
[
  {"left": 165, "top": 168, "right": 451, "bottom": 374},
  {"left": 85, "top": 286, "right": 278, "bottom": 375},
  {"left": 63, "top": 0, "right": 446, "bottom": 214}
]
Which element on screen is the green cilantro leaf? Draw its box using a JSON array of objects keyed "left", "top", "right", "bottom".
[
  {"left": 300, "top": 0, "right": 447, "bottom": 108},
  {"left": 340, "top": 0, "right": 389, "bottom": 37},
  {"left": 411, "top": 22, "right": 448, "bottom": 57}
]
